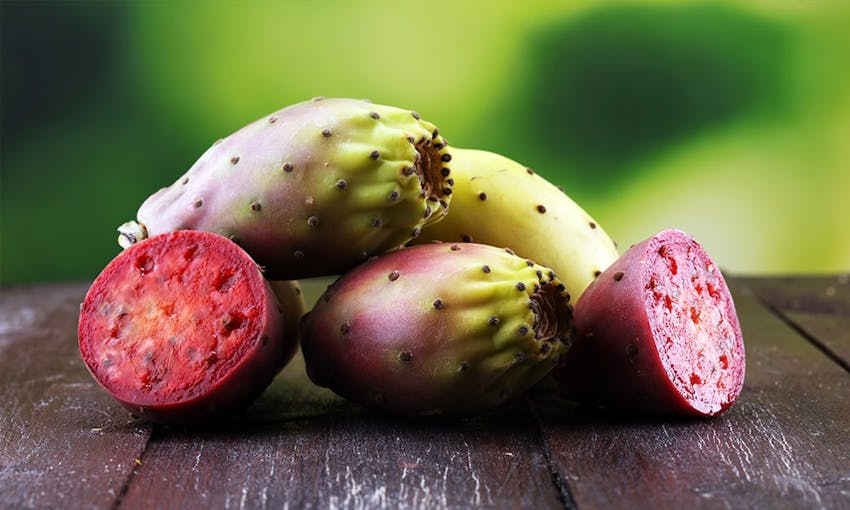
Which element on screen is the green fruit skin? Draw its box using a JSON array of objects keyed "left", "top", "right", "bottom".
[
  {"left": 269, "top": 280, "right": 307, "bottom": 355},
  {"left": 128, "top": 98, "right": 453, "bottom": 279},
  {"left": 414, "top": 147, "right": 619, "bottom": 299},
  {"left": 301, "top": 242, "right": 574, "bottom": 418}
]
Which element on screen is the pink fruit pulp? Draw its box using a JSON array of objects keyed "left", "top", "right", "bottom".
[
  {"left": 643, "top": 231, "right": 745, "bottom": 415},
  {"left": 78, "top": 230, "right": 286, "bottom": 423}
]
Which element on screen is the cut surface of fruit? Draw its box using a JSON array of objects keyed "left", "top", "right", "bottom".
[
  {"left": 78, "top": 230, "right": 286, "bottom": 423},
  {"left": 644, "top": 231, "right": 744, "bottom": 414}
]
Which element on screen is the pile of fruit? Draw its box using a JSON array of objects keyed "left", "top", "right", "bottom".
[{"left": 77, "top": 98, "right": 745, "bottom": 425}]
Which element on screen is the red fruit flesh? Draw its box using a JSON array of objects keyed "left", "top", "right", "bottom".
[
  {"left": 557, "top": 229, "right": 745, "bottom": 417},
  {"left": 78, "top": 231, "right": 288, "bottom": 424},
  {"left": 646, "top": 235, "right": 742, "bottom": 414}
]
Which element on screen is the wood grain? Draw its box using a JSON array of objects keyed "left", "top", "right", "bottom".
[
  {"left": 533, "top": 278, "right": 850, "bottom": 510},
  {"left": 745, "top": 274, "right": 850, "bottom": 369},
  {"left": 0, "top": 283, "right": 151, "bottom": 509},
  {"left": 116, "top": 349, "right": 563, "bottom": 510}
]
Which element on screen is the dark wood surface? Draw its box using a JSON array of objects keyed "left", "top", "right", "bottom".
[{"left": 1, "top": 276, "right": 848, "bottom": 509}]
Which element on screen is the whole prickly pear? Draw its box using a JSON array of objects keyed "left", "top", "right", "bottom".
[
  {"left": 413, "top": 148, "right": 619, "bottom": 299},
  {"left": 555, "top": 229, "right": 745, "bottom": 417},
  {"left": 301, "top": 242, "right": 575, "bottom": 418},
  {"left": 78, "top": 230, "right": 293, "bottom": 424},
  {"left": 118, "top": 98, "right": 454, "bottom": 279}
]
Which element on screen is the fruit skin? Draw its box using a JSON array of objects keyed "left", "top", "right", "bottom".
[
  {"left": 269, "top": 280, "right": 306, "bottom": 350},
  {"left": 119, "top": 97, "right": 453, "bottom": 279},
  {"left": 413, "top": 147, "right": 619, "bottom": 299},
  {"left": 301, "top": 242, "right": 575, "bottom": 418},
  {"left": 78, "top": 230, "right": 291, "bottom": 425},
  {"left": 555, "top": 229, "right": 745, "bottom": 417}
]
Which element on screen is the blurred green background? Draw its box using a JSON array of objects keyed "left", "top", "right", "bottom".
[{"left": 2, "top": 0, "right": 849, "bottom": 285}]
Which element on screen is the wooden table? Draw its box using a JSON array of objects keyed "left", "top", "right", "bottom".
[{"left": 2, "top": 276, "right": 849, "bottom": 509}]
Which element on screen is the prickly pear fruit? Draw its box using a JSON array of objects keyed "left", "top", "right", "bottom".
[
  {"left": 78, "top": 230, "right": 293, "bottom": 424},
  {"left": 269, "top": 280, "right": 307, "bottom": 348},
  {"left": 555, "top": 229, "right": 745, "bottom": 417},
  {"left": 118, "top": 97, "right": 453, "bottom": 279},
  {"left": 413, "top": 148, "right": 619, "bottom": 299},
  {"left": 301, "top": 242, "right": 574, "bottom": 418}
]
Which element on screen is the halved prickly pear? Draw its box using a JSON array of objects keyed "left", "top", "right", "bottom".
[
  {"left": 301, "top": 242, "right": 575, "bottom": 418},
  {"left": 118, "top": 97, "right": 454, "bottom": 279},
  {"left": 555, "top": 229, "right": 745, "bottom": 417},
  {"left": 78, "top": 230, "right": 292, "bottom": 424}
]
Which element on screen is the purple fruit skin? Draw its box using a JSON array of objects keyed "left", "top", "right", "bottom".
[
  {"left": 556, "top": 229, "right": 745, "bottom": 417},
  {"left": 301, "top": 243, "right": 574, "bottom": 418},
  {"left": 128, "top": 98, "right": 452, "bottom": 279}
]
